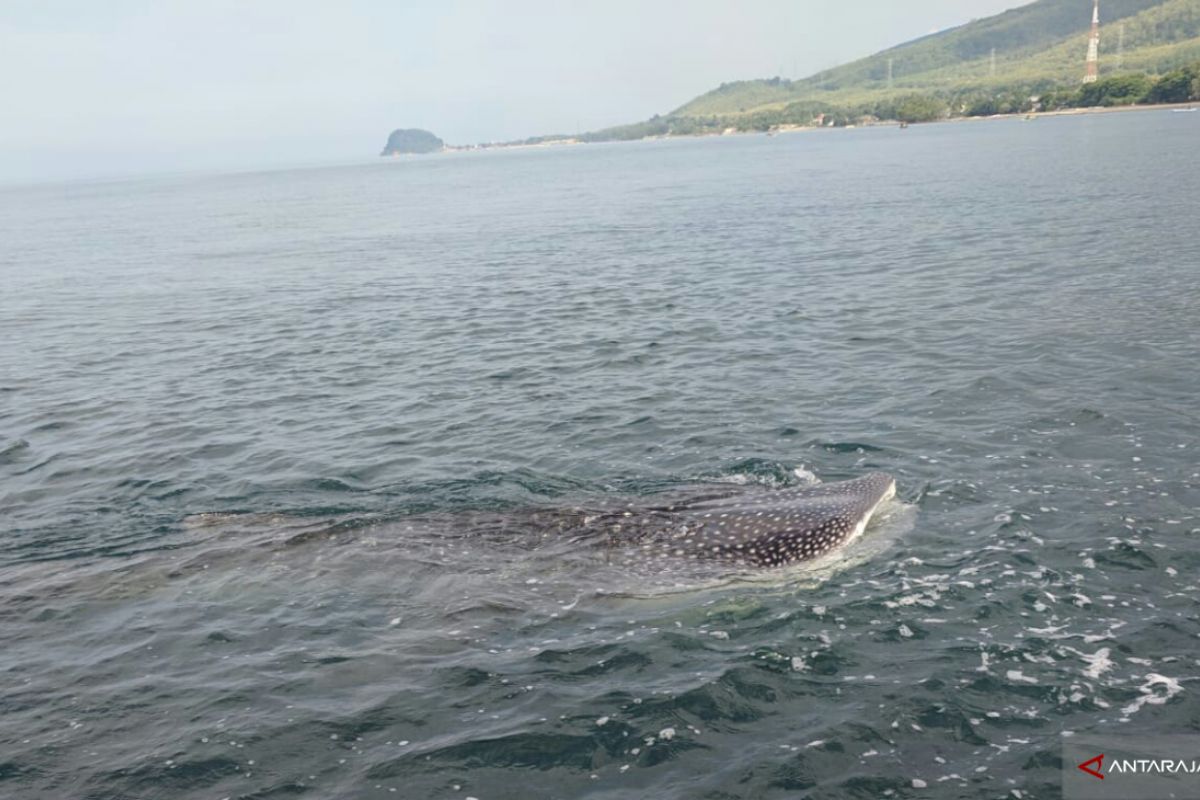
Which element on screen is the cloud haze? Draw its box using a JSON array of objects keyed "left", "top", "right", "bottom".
[{"left": 0, "top": 1, "right": 1026, "bottom": 182}]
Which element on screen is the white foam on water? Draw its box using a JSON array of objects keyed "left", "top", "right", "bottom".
[
  {"left": 1121, "top": 673, "right": 1184, "bottom": 717},
  {"left": 792, "top": 466, "right": 820, "bottom": 485},
  {"left": 1064, "top": 646, "right": 1113, "bottom": 679}
]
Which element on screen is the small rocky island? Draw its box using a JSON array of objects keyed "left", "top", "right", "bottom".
[{"left": 380, "top": 128, "right": 444, "bottom": 155}]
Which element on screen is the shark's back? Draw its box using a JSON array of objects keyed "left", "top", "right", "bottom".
[{"left": 629, "top": 472, "right": 896, "bottom": 567}]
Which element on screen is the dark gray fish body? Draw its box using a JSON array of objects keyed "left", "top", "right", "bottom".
[{"left": 620, "top": 472, "right": 897, "bottom": 568}]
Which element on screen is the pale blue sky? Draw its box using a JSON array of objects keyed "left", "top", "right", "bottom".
[{"left": 1, "top": 1, "right": 1026, "bottom": 182}]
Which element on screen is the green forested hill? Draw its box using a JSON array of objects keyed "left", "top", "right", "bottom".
[
  {"left": 673, "top": 0, "right": 1200, "bottom": 116},
  {"left": 570, "top": 0, "right": 1199, "bottom": 142}
]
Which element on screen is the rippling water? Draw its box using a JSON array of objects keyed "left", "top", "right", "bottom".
[{"left": 2, "top": 110, "right": 1199, "bottom": 800}]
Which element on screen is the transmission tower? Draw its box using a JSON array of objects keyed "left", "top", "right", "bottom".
[{"left": 1083, "top": 0, "right": 1100, "bottom": 83}]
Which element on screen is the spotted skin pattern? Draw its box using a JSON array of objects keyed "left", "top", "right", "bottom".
[{"left": 621, "top": 472, "right": 897, "bottom": 568}]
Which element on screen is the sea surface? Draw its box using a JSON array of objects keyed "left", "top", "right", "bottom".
[{"left": 2, "top": 110, "right": 1199, "bottom": 800}]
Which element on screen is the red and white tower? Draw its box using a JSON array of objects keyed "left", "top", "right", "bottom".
[{"left": 1083, "top": 0, "right": 1100, "bottom": 83}]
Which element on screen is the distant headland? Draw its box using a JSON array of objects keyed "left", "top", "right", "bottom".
[
  {"left": 379, "top": 127, "right": 580, "bottom": 156},
  {"left": 380, "top": 128, "right": 444, "bottom": 155}
]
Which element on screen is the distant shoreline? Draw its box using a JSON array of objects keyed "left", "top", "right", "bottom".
[
  {"left": 945, "top": 100, "right": 1199, "bottom": 124},
  {"left": 379, "top": 100, "right": 1199, "bottom": 159}
]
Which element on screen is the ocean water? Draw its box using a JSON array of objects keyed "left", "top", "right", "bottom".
[{"left": 2, "top": 109, "right": 1199, "bottom": 800}]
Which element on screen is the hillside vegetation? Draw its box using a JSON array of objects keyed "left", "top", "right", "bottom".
[{"left": 580, "top": 0, "right": 1200, "bottom": 141}]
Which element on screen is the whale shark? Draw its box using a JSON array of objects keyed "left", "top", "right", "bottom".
[
  {"left": 158, "top": 473, "right": 900, "bottom": 588},
  {"left": 0, "top": 473, "right": 901, "bottom": 632},
  {"left": 605, "top": 472, "right": 897, "bottom": 568}
]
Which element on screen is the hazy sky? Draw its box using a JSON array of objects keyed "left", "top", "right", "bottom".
[{"left": 1, "top": 1, "right": 1027, "bottom": 183}]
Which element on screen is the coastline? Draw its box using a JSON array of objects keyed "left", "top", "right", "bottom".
[
  {"left": 946, "top": 100, "right": 1199, "bottom": 124},
  {"left": 379, "top": 100, "right": 1199, "bottom": 159}
]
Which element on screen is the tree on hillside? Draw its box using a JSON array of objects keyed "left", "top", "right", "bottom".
[
  {"left": 1145, "top": 63, "right": 1199, "bottom": 103},
  {"left": 894, "top": 94, "right": 947, "bottom": 123},
  {"left": 1038, "top": 87, "right": 1075, "bottom": 110},
  {"left": 1077, "top": 74, "right": 1153, "bottom": 106},
  {"left": 966, "top": 96, "right": 1000, "bottom": 116}
]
